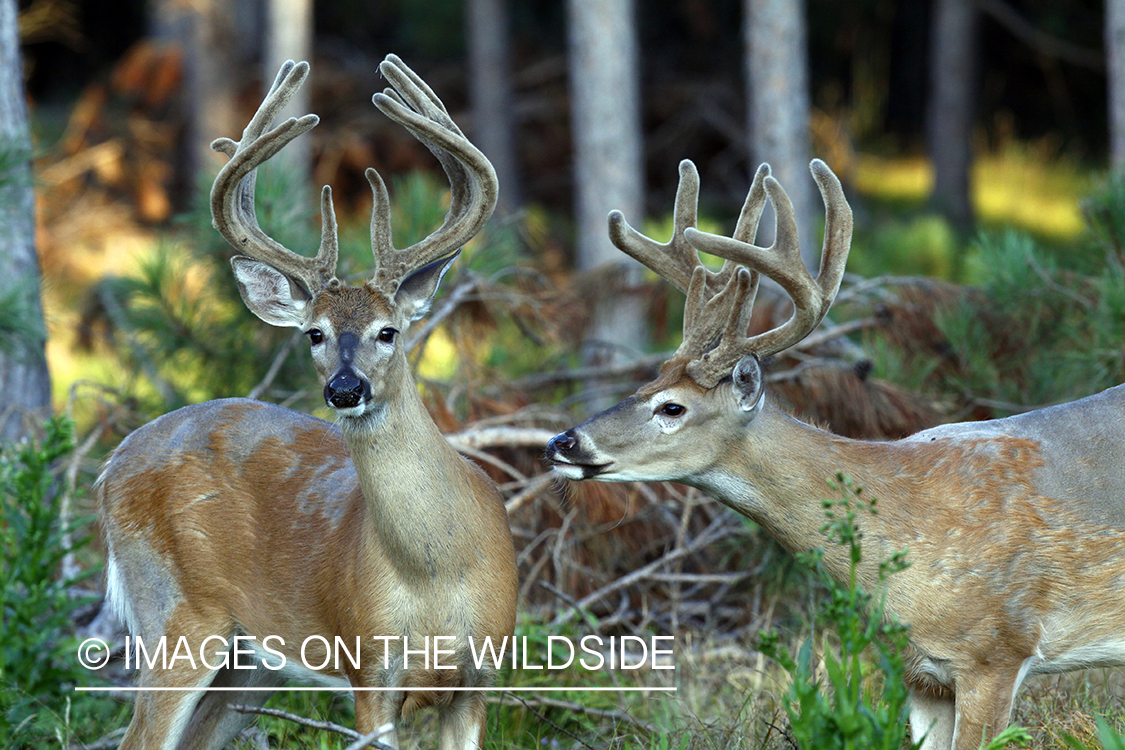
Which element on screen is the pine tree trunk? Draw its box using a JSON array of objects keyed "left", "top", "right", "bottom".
[
  {"left": 468, "top": 0, "right": 521, "bottom": 210},
  {"left": 0, "top": 0, "right": 52, "bottom": 441},
  {"left": 744, "top": 0, "right": 816, "bottom": 272},
  {"left": 150, "top": 0, "right": 246, "bottom": 183},
  {"left": 1108, "top": 0, "right": 1125, "bottom": 171},
  {"left": 263, "top": 0, "right": 313, "bottom": 189},
  {"left": 567, "top": 0, "right": 647, "bottom": 363},
  {"left": 928, "top": 0, "right": 978, "bottom": 232}
]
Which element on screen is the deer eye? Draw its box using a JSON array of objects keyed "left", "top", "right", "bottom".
[
  {"left": 306, "top": 329, "right": 325, "bottom": 345},
  {"left": 658, "top": 403, "right": 686, "bottom": 418},
  {"left": 377, "top": 327, "right": 398, "bottom": 344}
]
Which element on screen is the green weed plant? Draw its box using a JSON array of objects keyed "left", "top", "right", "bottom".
[
  {"left": 756, "top": 474, "right": 915, "bottom": 750},
  {"left": 0, "top": 417, "right": 111, "bottom": 746}
]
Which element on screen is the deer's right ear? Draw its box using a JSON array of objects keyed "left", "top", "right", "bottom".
[
  {"left": 732, "top": 354, "right": 765, "bottom": 415},
  {"left": 231, "top": 256, "right": 311, "bottom": 328}
]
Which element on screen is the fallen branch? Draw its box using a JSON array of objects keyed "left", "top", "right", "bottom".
[
  {"left": 791, "top": 317, "right": 877, "bottom": 352},
  {"left": 445, "top": 426, "right": 557, "bottom": 451},
  {"left": 228, "top": 705, "right": 360, "bottom": 740},
  {"left": 343, "top": 723, "right": 398, "bottom": 750},
  {"left": 456, "top": 444, "right": 528, "bottom": 482},
  {"left": 550, "top": 513, "right": 739, "bottom": 628},
  {"left": 407, "top": 276, "right": 479, "bottom": 355},
  {"left": 490, "top": 692, "right": 658, "bottom": 733},
  {"left": 228, "top": 705, "right": 397, "bottom": 750},
  {"left": 511, "top": 352, "right": 670, "bottom": 389},
  {"left": 505, "top": 472, "right": 557, "bottom": 513},
  {"left": 495, "top": 693, "right": 602, "bottom": 750},
  {"left": 247, "top": 331, "right": 302, "bottom": 400}
]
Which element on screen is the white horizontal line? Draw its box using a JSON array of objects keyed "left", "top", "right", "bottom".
[{"left": 76, "top": 686, "right": 676, "bottom": 693}]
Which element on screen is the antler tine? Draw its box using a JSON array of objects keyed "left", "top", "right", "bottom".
[
  {"left": 731, "top": 162, "right": 773, "bottom": 243},
  {"left": 607, "top": 159, "right": 746, "bottom": 298},
  {"left": 676, "top": 265, "right": 757, "bottom": 366},
  {"left": 607, "top": 160, "right": 702, "bottom": 293},
  {"left": 210, "top": 61, "right": 340, "bottom": 294},
  {"left": 684, "top": 159, "right": 852, "bottom": 365},
  {"left": 367, "top": 54, "right": 498, "bottom": 294}
]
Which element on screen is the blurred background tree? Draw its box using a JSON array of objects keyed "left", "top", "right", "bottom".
[
  {"left": 18, "top": 0, "right": 1112, "bottom": 239},
  {"left": 567, "top": 0, "right": 647, "bottom": 367},
  {"left": 744, "top": 0, "right": 815, "bottom": 270},
  {"left": 928, "top": 0, "right": 978, "bottom": 234},
  {"left": 10, "top": 0, "right": 1116, "bottom": 422},
  {"left": 13, "top": 0, "right": 1117, "bottom": 421},
  {"left": 1109, "top": 0, "right": 1125, "bottom": 172},
  {"left": 0, "top": 0, "right": 50, "bottom": 443},
  {"left": 467, "top": 0, "right": 519, "bottom": 211}
]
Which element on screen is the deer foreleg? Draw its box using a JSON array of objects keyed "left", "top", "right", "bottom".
[
  {"left": 910, "top": 689, "right": 956, "bottom": 750},
  {"left": 950, "top": 664, "right": 1026, "bottom": 750}
]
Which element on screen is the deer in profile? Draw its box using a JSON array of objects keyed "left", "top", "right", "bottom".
[
  {"left": 99, "top": 56, "right": 517, "bottom": 750},
  {"left": 546, "top": 158, "right": 1125, "bottom": 750}
]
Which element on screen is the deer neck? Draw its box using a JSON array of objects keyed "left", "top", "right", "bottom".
[
  {"left": 338, "top": 363, "right": 481, "bottom": 582},
  {"left": 695, "top": 402, "right": 910, "bottom": 588}
]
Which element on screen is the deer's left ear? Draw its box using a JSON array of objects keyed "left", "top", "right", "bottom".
[
  {"left": 393, "top": 251, "right": 459, "bottom": 322},
  {"left": 732, "top": 354, "right": 765, "bottom": 416}
]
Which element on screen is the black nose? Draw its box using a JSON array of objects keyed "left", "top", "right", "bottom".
[
  {"left": 325, "top": 370, "right": 369, "bottom": 409},
  {"left": 547, "top": 431, "right": 577, "bottom": 455}
]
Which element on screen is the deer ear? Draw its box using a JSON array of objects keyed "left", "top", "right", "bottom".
[
  {"left": 395, "top": 251, "right": 459, "bottom": 322},
  {"left": 231, "top": 256, "right": 311, "bottom": 328},
  {"left": 732, "top": 354, "right": 765, "bottom": 415}
]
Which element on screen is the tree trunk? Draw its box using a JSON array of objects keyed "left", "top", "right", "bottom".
[
  {"left": 928, "top": 0, "right": 978, "bottom": 232},
  {"left": 744, "top": 0, "right": 816, "bottom": 273},
  {"left": 263, "top": 0, "right": 313, "bottom": 189},
  {"left": 567, "top": 0, "right": 646, "bottom": 363},
  {"left": 150, "top": 0, "right": 247, "bottom": 184},
  {"left": 1109, "top": 0, "right": 1125, "bottom": 171},
  {"left": 0, "top": 0, "right": 52, "bottom": 441},
  {"left": 467, "top": 0, "right": 521, "bottom": 211}
]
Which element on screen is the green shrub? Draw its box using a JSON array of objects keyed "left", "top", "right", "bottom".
[
  {"left": 0, "top": 417, "right": 100, "bottom": 746},
  {"left": 933, "top": 229, "right": 1125, "bottom": 411}
]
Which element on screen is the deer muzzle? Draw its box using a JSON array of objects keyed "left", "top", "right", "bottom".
[
  {"left": 324, "top": 368, "right": 371, "bottom": 410},
  {"left": 545, "top": 429, "right": 610, "bottom": 480}
]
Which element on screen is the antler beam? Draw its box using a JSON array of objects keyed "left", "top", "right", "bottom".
[
  {"left": 606, "top": 158, "right": 852, "bottom": 388},
  {"left": 368, "top": 54, "right": 499, "bottom": 295},
  {"left": 212, "top": 56, "right": 500, "bottom": 302},
  {"left": 685, "top": 158, "right": 852, "bottom": 377},
  {"left": 210, "top": 61, "right": 340, "bottom": 295}
]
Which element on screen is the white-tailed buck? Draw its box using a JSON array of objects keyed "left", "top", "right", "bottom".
[
  {"left": 546, "top": 158, "right": 1125, "bottom": 750},
  {"left": 99, "top": 56, "right": 517, "bottom": 750}
]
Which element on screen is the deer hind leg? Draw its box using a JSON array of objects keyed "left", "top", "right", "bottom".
[
  {"left": 118, "top": 651, "right": 221, "bottom": 750},
  {"left": 438, "top": 692, "right": 487, "bottom": 750},
  {"left": 117, "top": 607, "right": 236, "bottom": 750},
  {"left": 354, "top": 688, "right": 402, "bottom": 749},
  {"left": 119, "top": 683, "right": 208, "bottom": 750}
]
